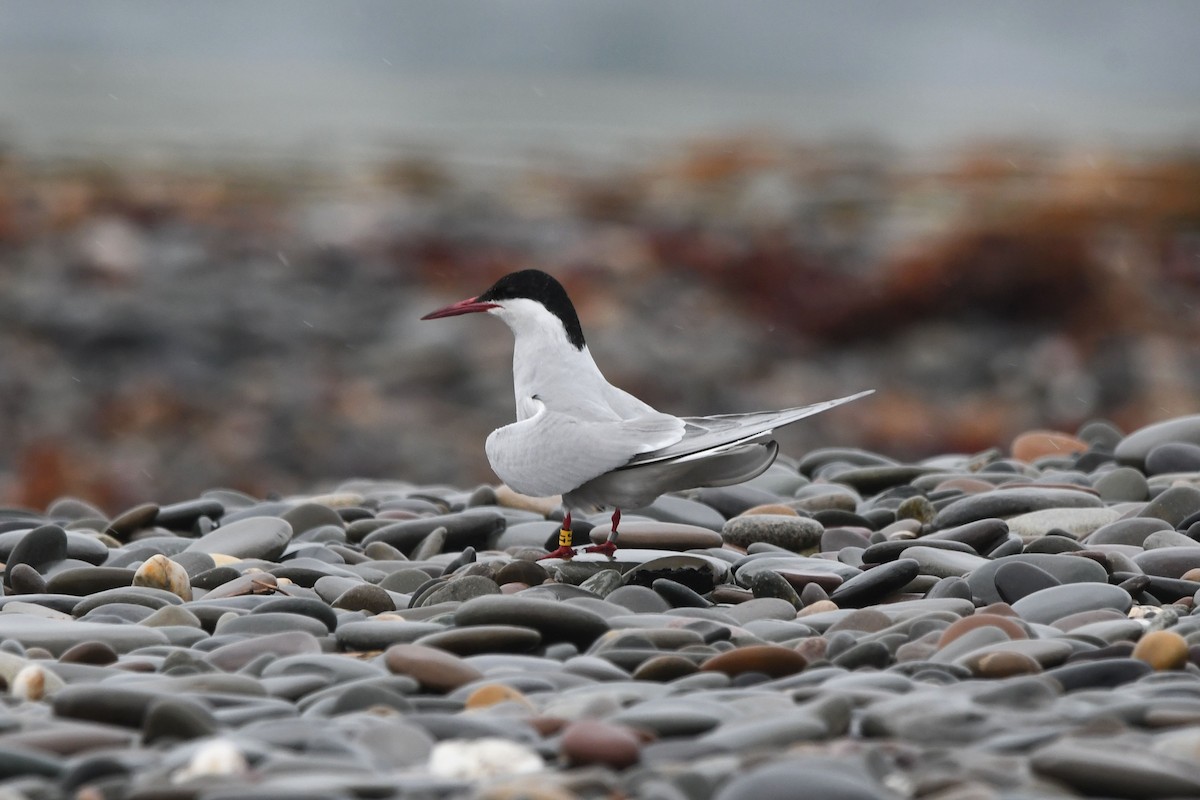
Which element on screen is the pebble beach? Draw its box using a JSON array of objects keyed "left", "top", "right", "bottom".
[{"left": 3, "top": 416, "right": 1200, "bottom": 799}]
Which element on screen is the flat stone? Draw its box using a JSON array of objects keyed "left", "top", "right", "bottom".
[
  {"left": 336, "top": 620, "right": 448, "bottom": 651},
  {"left": 1085, "top": 517, "right": 1173, "bottom": 546},
  {"left": 1146, "top": 442, "right": 1200, "bottom": 474},
  {"left": 967, "top": 553, "right": 1109, "bottom": 605},
  {"left": 829, "top": 559, "right": 919, "bottom": 608},
  {"left": 1116, "top": 414, "right": 1200, "bottom": 467},
  {"left": 1093, "top": 467, "right": 1149, "bottom": 502},
  {"left": 184, "top": 516, "right": 293, "bottom": 560},
  {"left": 1134, "top": 546, "right": 1200, "bottom": 579},
  {"left": 1012, "top": 430, "right": 1088, "bottom": 462},
  {"left": 384, "top": 643, "right": 484, "bottom": 693},
  {"left": 454, "top": 595, "right": 609, "bottom": 649},
  {"left": 560, "top": 719, "right": 641, "bottom": 769},
  {"left": 993, "top": 561, "right": 1061, "bottom": 604},
  {"left": 902, "top": 546, "right": 990, "bottom": 578},
  {"left": 0, "top": 613, "right": 168, "bottom": 656},
  {"left": 1140, "top": 486, "right": 1200, "bottom": 528},
  {"left": 1032, "top": 739, "right": 1200, "bottom": 797},
  {"left": 699, "top": 644, "right": 807, "bottom": 678},
  {"left": 415, "top": 625, "right": 542, "bottom": 655},
  {"left": 588, "top": 520, "right": 723, "bottom": 551},
  {"left": 1132, "top": 630, "right": 1189, "bottom": 670},
  {"left": 1011, "top": 583, "right": 1133, "bottom": 625},
  {"left": 360, "top": 510, "right": 506, "bottom": 553},
  {"left": 1006, "top": 507, "right": 1120, "bottom": 541},
  {"left": 933, "top": 488, "right": 1102, "bottom": 529},
  {"left": 722, "top": 515, "right": 823, "bottom": 552},
  {"left": 6, "top": 525, "right": 68, "bottom": 573}
]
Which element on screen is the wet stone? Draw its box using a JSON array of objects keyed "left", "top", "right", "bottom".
[{"left": 829, "top": 559, "right": 919, "bottom": 608}]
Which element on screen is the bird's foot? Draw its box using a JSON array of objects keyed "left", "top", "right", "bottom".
[
  {"left": 539, "top": 545, "right": 577, "bottom": 561},
  {"left": 584, "top": 540, "right": 618, "bottom": 559}
]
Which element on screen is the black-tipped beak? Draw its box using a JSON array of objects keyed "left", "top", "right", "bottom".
[{"left": 420, "top": 296, "right": 499, "bottom": 320}]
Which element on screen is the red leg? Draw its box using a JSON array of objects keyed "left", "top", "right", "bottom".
[
  {"left": 539, "top": 510, "right": 576, "bottom": 560},
  {"left": 585, "top": 508, "right": 620, "bottom": 558}
]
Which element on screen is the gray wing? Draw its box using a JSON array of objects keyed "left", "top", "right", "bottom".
[
  {"left": 619, "top": 390, "right": 873, "bottom": 469},
  {"left": 486, "top": 398, "right": 685, "bottom": 497}
]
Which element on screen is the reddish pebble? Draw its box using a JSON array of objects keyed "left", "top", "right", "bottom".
[
  {"left": 1011, "top": 430, "right": 1088, "bottom": 462},
  {"left": 560, "top": 720, "right": 642, "bottom": 769},
  {"left": 937, "top": 613, "right": 1028, "bottom": 649},
  {"left": 383, "top": 643, "right": 484, "bottom": 693},
  {"left": 700, "top": 644, "right": 807, "bottom": 678}
]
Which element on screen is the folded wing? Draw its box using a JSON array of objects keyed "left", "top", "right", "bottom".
[{"left": 619, "top": 390, "right": 874, "bottom": 469}]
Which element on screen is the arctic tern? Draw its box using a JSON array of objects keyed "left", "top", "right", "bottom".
[{"left": 422, "top": 270, "right": 872, "bottom": 559}]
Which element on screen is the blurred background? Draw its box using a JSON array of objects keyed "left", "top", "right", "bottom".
[{"left": 2, "top": 1, "right": 1199, "bottom": 513}]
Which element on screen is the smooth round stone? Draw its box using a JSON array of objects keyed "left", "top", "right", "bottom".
[
  {"left": 140, "top": 604, "right": 202, "bottom": 628},
  {"left": 184, "top": 516, "right": 293, "bottom": 560},
  {"left": 700, "top": 645, "right": 806, "bottom": 678},
  {"left": 280, "top": 502, "right": 345, "bottom": 535},
  {"left": 828, "top": 465, "right": 938, "bottom": 494},
  {"left": 1011, "top": 583, "right": 1133, "bottom": 625},
  {"left": 45, "top": 567, "right": 136, "bottom": 596},
  {"left": 954, "top": 638, "right": 1073, "bottom": 669},
  {"left": 215, "top": 611, "right": 331, "bottom": 639},
  {"left": 336, "top": 620, "right": 447, "bottom": 651},
  {"left": 1145, "top": 529, "right": 1200, "bottom": 549},
  {"left": 749, "top": 570, "right": 802, "bottom": 609},
  {"left": 560, "top": 719, "right": 641, "bottom": 769},
  {"left": 937, "top": 613, "right": 1027, "bottom": 648},
  {"left": 384, "top": 643, "right": 484, "bottom": 693},
  {"left": 902, "top": 546, "right": 989, "bottom": 579},
  {"left": 47, "top": 496, "right": 107, "bottom": 521},
  {"left": 722, "top": 515, "right": 823, "bottom": 553},
  {"left": 202, "top": 630, "right": 323, "bottom": 671},
  {"left": 1006, "top": 507, "right": 1119, "bottom": 541},
  {"left": 454, "top": 595, "right": 609, "bottom": 649},
  {"left": 493, "top": 521, "right": 563, "bottom": 550},
  {"left": 1146, "top": 442, "right": 1200, "bottom": 475},
  {"left": 967, "top": 554, "right": 1109, "bottom": 605},
  {"left": 493, "top": 561, "right": 549, "bottom": 588},
  {"left": 926, "top": 576, "right": 973, "bottom": 601},
  {"left": 105, "top": 502, "right": 160, "bottom": 540},
  {"left": 826, "top": 608, "right": 890, "bottom": 634},
  {"left": 1140, "top": 486, "right": 1200, "bottom": 528},
  {"left": 0, "top": 613, "right": 168, "bottom": 656},
  {"left": 820, "top": 526, "right": 871, "bottom": 552},
  {"left": 1093, "top": 466, "right": 1150, "bottom": 502},
  {"left": 861, "top": 538, "right": 975, "bottom": 564},
  {"left": 649, "top": 577, "right": 710, "bottom": 608},
  {"left": 6, "top": 525, "right": 68, "bottom": 573},
  {"left": 829, "top": 559, "right": 919, "bottom": 608},
  {"left": 993, "top": 561, "right": 1062, "bottom": 604},
  {"left": 605, "top": 585, "right": 670, "bottom": 614},
  {"left": 415, "top": 625, "right": 541, "bottom": 656},
  {"left": 0, "top": 529, "right": 110, "bottom": 567},
  {"left": 933, "top": 488, "right": 1102, "bottom": 529},
  {"left": 142, "top": 696, "right": 219, "bottom": 744},
  {"left": 627, "top": 495, "right": 727, "bottom": 530},
  {"left": 714, "top": 761, "right": 887, "bottom": 800},
  {"left": 59, "top": 640, "right": 119, "bottom": 666},
  {"left": 155, "top": 498, "right": 225, "bottom": 530},
  {"left": 724, "top": 597, "right": 799, "bottom": 624},
  {"left": 332, "top": 584, "right": 397, "bottom": 614},
  {"left": 692, "top": 485, "right": 785, "bottom": 517},
  {"left": 1032, "top": 738, "right": 1200, "bottom": 797},
  {"left": 588, "top": 521, "right": 723, "bottom": 551},
  {"left": 1012, "top": 430, "right": 1088, "bottom": 462},
  {"left": 923, "top": 518, "right": 1011, "bottom": 554},
  {"left": 1134, "top": 546, "right": 1200, "bottom": 579},
  {"left": 379, "top": 568, "right": 436, "bottom": 594},
  {"left": 1116, "top": 415, "right": 1200, "bottom": 466},
  {"left": 7, "top": 563, "right": 46, "bottom": 594},
  {"left": 132, "top": 554, "right": 192, "bottom": 601},
  {"left": 1132, "top": 630, "right": 1189, "bottom": 670},
  {"left": 360, "top": 510, "right": 506, "bottom": 553},
  {"left": 1086, "top": 517, "right": 1172, "bottom": 546},
  {"left": 418, "top": 575, "right": 500, "bottom": 608},
  {"left": 461, "top": 683, "right": 534, "bottom": 710}
]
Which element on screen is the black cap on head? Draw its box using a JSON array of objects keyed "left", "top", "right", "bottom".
[{"left": 478, "top": 270, "right": 586, "bottom": 350}]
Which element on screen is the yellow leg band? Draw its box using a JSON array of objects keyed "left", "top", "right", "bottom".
[{"left": 558, "top": 528, "right": 572, "bottom": 547}]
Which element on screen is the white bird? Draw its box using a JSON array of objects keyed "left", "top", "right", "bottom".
[{"left": 422, "top": 270, "right": 872, "bottom": 559}]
